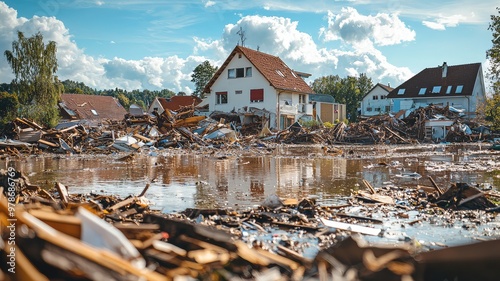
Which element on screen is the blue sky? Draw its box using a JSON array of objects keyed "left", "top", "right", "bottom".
[{"left": 0, "top": 0, "right": 497, "bottom": 93}]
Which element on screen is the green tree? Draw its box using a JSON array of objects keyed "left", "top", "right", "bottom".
[
  {"left": 0, "top": 92, "right": 19, "bottom": 129},
  {"left": 191, "top": 60, "right": 218, "bottom": 98},
  {"left": 311, "top": 74, "right": 373, "bottom": 122},
  {"left": 4, "top": 31, "right": 60, "bottom": 127},
  {"left": 116, "top": 93, "right": 130, "bottom": 109},
  {"left": 486, "top": 7, "right": 500, "bottom": 129}
]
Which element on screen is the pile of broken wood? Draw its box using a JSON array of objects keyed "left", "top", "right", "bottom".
[
  {"left": 0, "top": 104, "right": 496, "bottom": 156},
  {"left": 2, "top": 168, "right": 500, "bottom": 280}
]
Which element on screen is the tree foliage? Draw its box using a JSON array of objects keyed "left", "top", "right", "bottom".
[
  {"left": 311, "top": 74, "right": 373, "bottom": 122},
  {"left": 4, "top": 31, "right": 61, "bottom": 127},
  {"left": 191, "top": 60, "right": 218, "bottom": 98},
  {"left": 487, "top": 7, "right": 500, "bottom": 95},
  {"left": 0, "top": 92, "right": 19, "bottom": 130},
  {"left": 485, "top": 7, "right": 500, "bottom": 129}
]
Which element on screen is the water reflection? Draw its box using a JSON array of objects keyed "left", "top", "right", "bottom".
[{"left": 1, "top": 144, "right": 499, "bottom": 212}]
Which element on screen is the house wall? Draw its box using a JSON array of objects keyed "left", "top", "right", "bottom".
[
  {"left": 208, "top": 55, "right": 278, "bottom": 127},
  {"left": 394, "top": 96, "right": 473, "bottom": 117},
  {"left": 360, "top": 86, "right": 391, "bottom": 116},
  {"left": 317, "top": 103, "right": 346, "bottom": 123},
  {"left": 470, "top": 67, "right": 486, "bottom": 114},
  {"left": 148, "top": 98, "right": 165, "bottom": 115}
]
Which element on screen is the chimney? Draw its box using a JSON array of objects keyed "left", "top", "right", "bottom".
[
  {"left": 388, "top": 82, "right": 391, "bottom": 87},
  {"left": 442, "top": 62, "right": 448, "bottom": 78}
]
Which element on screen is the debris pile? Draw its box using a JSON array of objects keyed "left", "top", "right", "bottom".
[
  {"left": 0, "top": 104, "right": 497, "bottom": 154},
  {"left": 2, "top": 169, "right": 500, "bottom": 280}
]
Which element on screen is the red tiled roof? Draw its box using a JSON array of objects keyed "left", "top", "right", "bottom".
[
  {"left": 387, "top": 62, "right": 481, "bottom": 99},
  {"left": 158, "top": 96, "right": 202, "bottom": 111},
  {"left": 60, "top": 93, "right": 127, "bottom": 121},
  {"left": 204, "top": 45, "right": 314, "bottom": 94},
  {"left": 378, "top": 83, "right": 394, "bottom": 93}
]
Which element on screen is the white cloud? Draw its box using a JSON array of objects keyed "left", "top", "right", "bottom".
[
  {"left": 422, "top": 14, "right": 465, "bottom": 30},
  {"left": 321, "top": 7, "right": 416, "bottom": 46},
  {"left": 203, "top": 0, "right": 216, "bottom": 8}
]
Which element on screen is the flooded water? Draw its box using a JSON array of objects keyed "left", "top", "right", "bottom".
[
  {"left": 2, "top": 143, "right": 500, "bottom": 248},
  {"left": 2, "top": 143, "right": 499, "bottom": 213}
]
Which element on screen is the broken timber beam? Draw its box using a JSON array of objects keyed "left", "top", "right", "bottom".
[
  {"left": 427, "top": 176, "right": 443, "bottom": 196},
  {"left": 362, "top": 179, "right": 377, "bottom": 194}
]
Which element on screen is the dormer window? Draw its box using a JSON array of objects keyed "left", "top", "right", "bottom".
[
  {"left": 456, "top": 85, "right": 463, "bottom": 94},
  {"left": 446, "top": 85, "right": 452, "bottom": 94},
  {"left": 397, "top": 89, "right": 405, "bottom": 95},
  {"left": 432, "top": 86, "right": 441, "bottom": 93},
  {"left": 418, "top": 88, "right": 426, "bottom": 95}
]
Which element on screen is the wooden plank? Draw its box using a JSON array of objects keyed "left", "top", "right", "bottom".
[
  {"left": 133, "top": 134, "right": 153, "bottom": 143},
  {"left": 108, "top": 197, "right": 136, "bottom": 212},
  {"left": 362, "top": 179, "right": 376, "bottom": 194},
  {"left": 38, "top": 139, "right": 59, "bottom": 148},
  {"left": 427, "top": 176, "right": 443, "bottom": 195},
  {"left": 357, "top": 190, "right": 394, "bottom": 205},
  {"left": 27, "top": 209, "right": 82, "bottom": 239},
  {"left": 55, "top": 182, "right": 70, "bottom": 204}
]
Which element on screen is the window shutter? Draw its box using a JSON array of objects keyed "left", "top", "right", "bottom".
[{"left": 250, "top": 89, "right": 264, "bottom": 102}]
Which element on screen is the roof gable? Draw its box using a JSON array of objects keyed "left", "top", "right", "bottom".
[
  {"left": 60, "top": 94, "right": 127, "bottom": 121},
  {"left": 387, "top": 62, "right": 481, "bottom": 99},
  {"left": 363, "top": 83, "right": 393, "bottom": 99},
  {"left": 204, "top": 45, "right": 314, "bottom": 94}
]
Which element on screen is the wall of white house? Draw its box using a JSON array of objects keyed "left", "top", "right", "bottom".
[
  {"left": 207, "top": 53, "right": 312, "bottom": 129},
  {"left": 208, "top": 54, "right": 278, "bottom": 126},
  {"left": 360, "top": 86, "right": 391, "bottom": 116},
  {"left": 395, "top": 97, "right": 473, "bottom": 118},
  {"left": 471, "top": 68, "right": 486, "bottom": 113},
  {"left": 148, "top": 98, "right": 164, "bottom": 115}
]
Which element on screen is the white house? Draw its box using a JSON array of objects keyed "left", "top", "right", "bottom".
[
  {"left": 387, "top": 62, "right": 486, "bottom": 118},
  {"left": 359, "top": 83, "right": 394, "bottom": 117},
  {"left": 203, "top": 45, "right": 315, "bottom": 130}
]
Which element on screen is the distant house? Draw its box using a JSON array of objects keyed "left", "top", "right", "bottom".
[
  {"left": 59, "top": 93, "right": 127, "bottom": 123},
  {"left": 203, "top": 45, "right": 315, "bottom": 130},
  {"left": 128, "top": 104, "right": 145, "bottom": 117},
  {"left": 309, "top": 94, "right": 346, "bottom": 123},
  {"left": 148, "top": 96, "right": 202, "bottom": 115},
  {"left": 386, "top": 62, "right": 486, "bottom": 118},
  {"left": 360, "top": 83, "right": 394, "bottom": 117}
]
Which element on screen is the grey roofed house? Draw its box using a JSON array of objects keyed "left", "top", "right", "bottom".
[{"left": 386, "top": 62, "right": 486, "bottom": 117}]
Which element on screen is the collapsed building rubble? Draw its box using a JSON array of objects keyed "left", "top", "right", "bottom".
[
  {"left": 2, "top": 168, "right": 500, "bottom": 280},
  {"left": 0, "top": 104, "right": 498, "bottom": 155}
]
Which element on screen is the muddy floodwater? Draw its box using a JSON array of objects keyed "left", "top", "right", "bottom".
[{"left": 3, "top": 143, "right": 500, "bottom": 248}]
